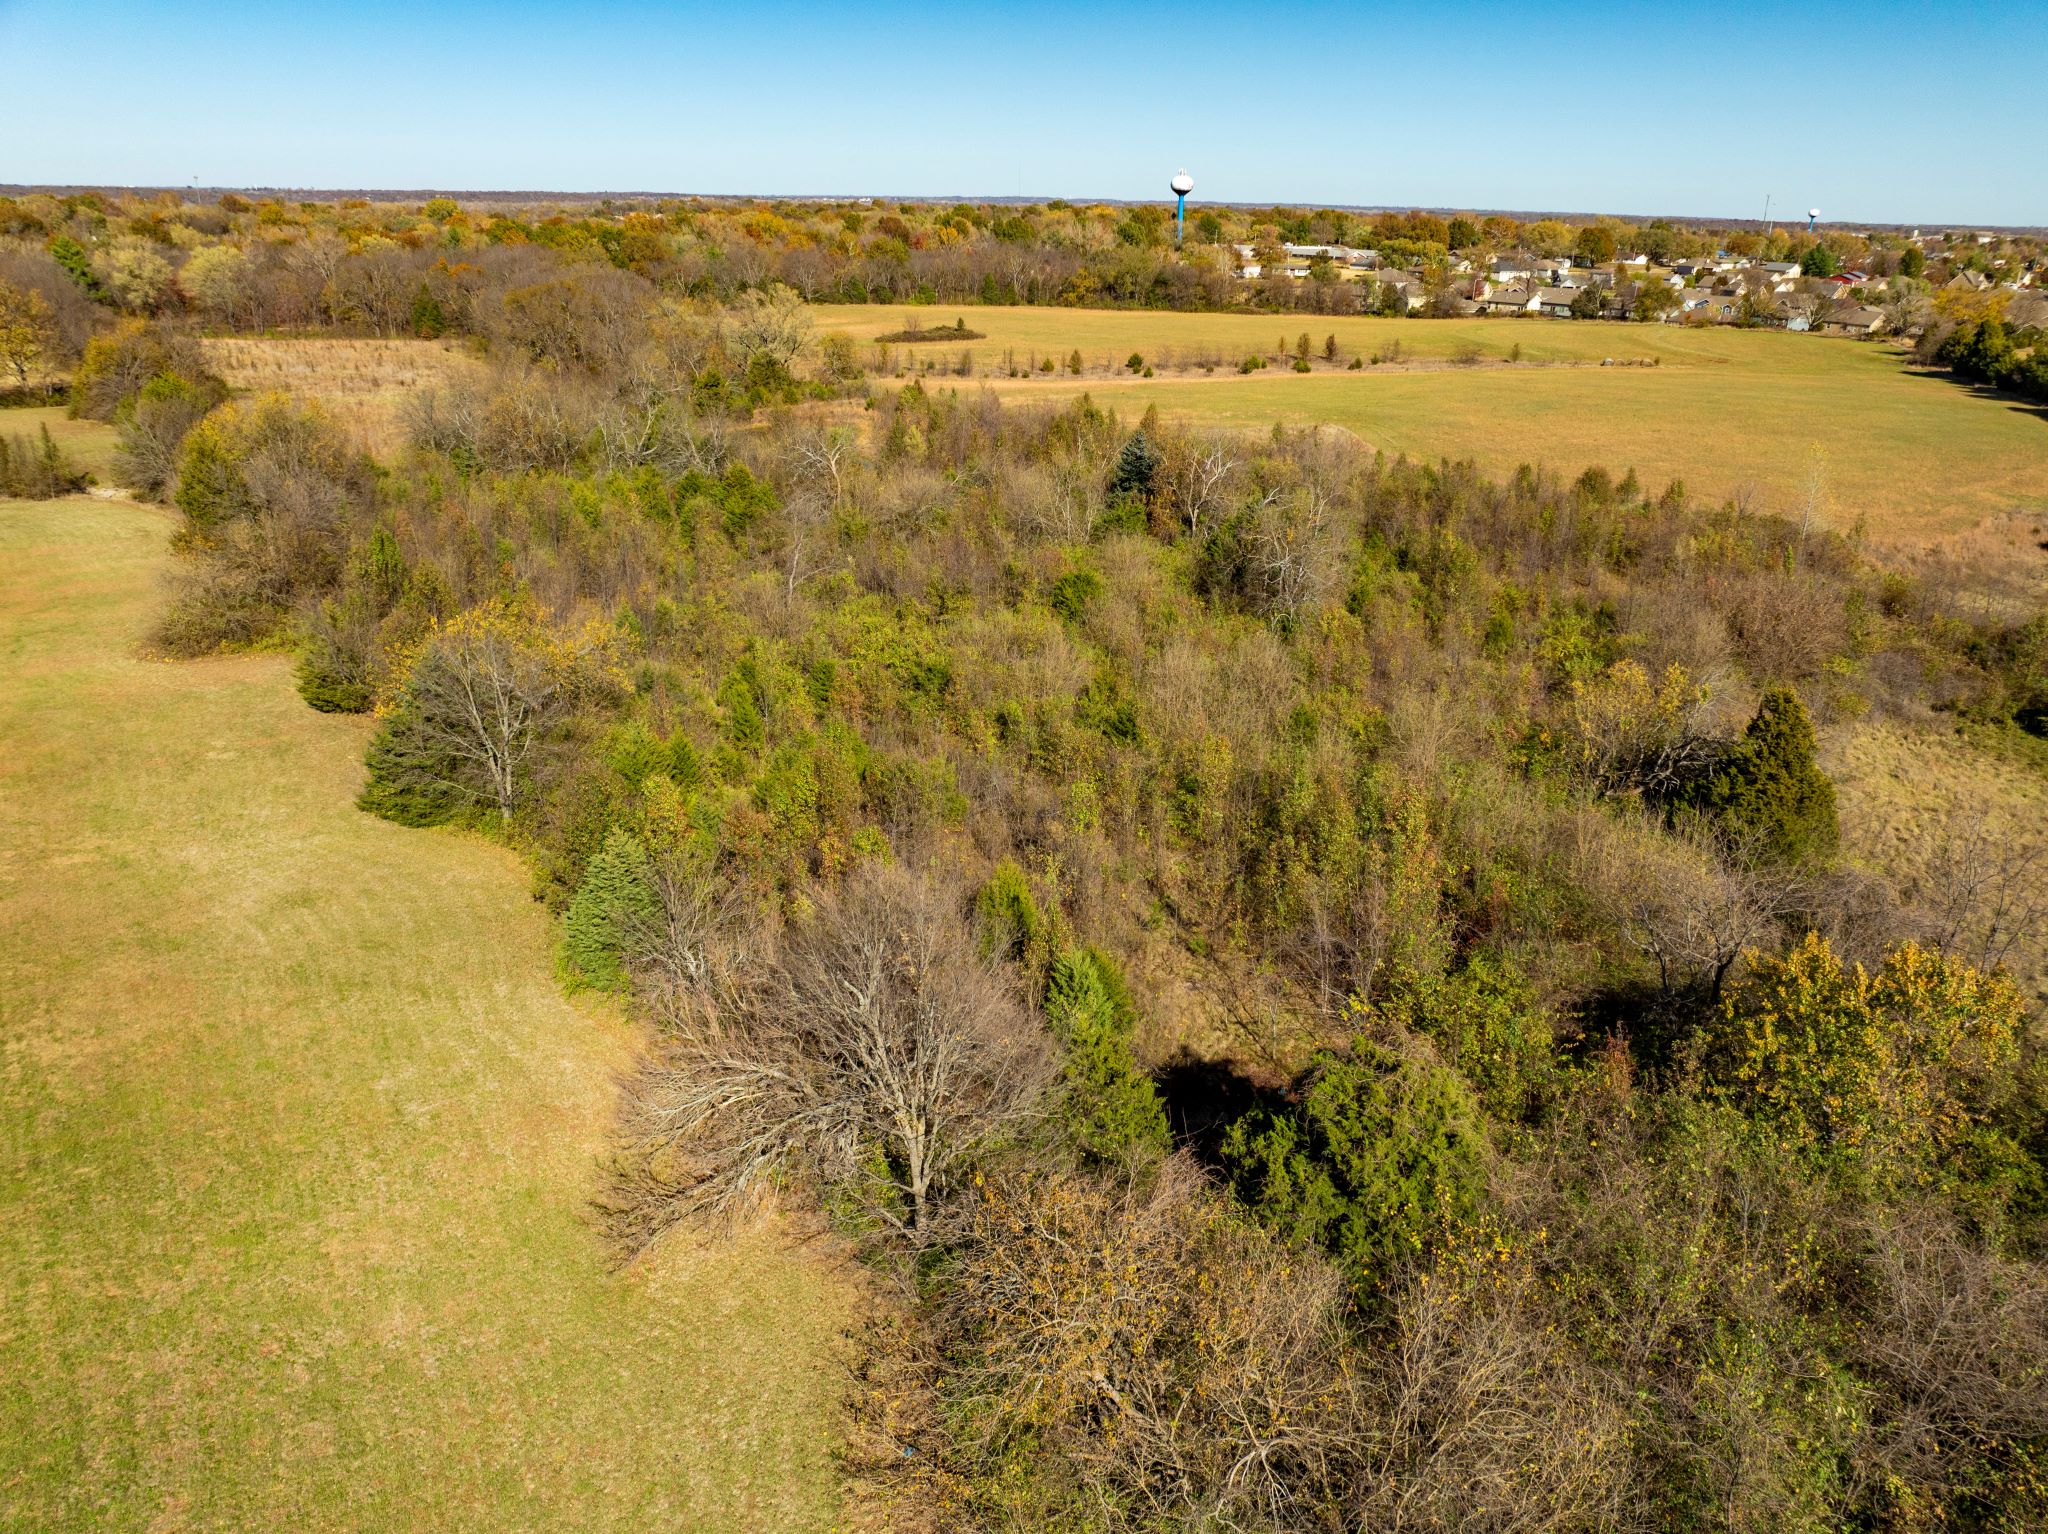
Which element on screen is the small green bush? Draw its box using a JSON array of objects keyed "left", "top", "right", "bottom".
[
  {"left": 979, "top": 858, "right": 1053, "bottom": 975},
  {"left": 1047, "top": 566, "right": 1101, "bottom": 620},
  {"left": 295, "top": 644, "right": 374, "bottom": 714},
  {"left": 561, "top": 829, "right": 660, "bottom": 990},
  {"left": 1045, "top": 948, "right": 1168, "bottom": 1163}
]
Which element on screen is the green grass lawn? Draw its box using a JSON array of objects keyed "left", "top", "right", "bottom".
[
  {"left": 0, "top": 406, "right": 121, "bottom": 480},
  {"left": 0, "top": 495, "right": 850, "bottom": 1532},
  {"left": 814, "top": 305, "right": 2048, "bottom": 540}
]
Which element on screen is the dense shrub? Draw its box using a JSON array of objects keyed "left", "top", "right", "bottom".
[
  {"left": 1710, "top": 935, "right": 2029, "bottom": 1191},
  {"left": 1223, "top": 1038, "right": 1488, "bottom": 1292},
  {"left": 1044, "top": 948, "right": 1169, "bottom": 1163},
  {"left": 69, "top": 318, "right": 219, "bottom": 422},
  {"left": 173, "top": 394, "right": 366, "bottom": 533},
  {"left": 1938, "top": 315, "right": 2048, "bottom": 403},
  {"left": 115, "top": 369, "right": 228, "bottom": 498}
]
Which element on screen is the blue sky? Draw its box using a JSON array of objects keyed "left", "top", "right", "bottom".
[{"left": 2, "top": 1, "right": 2041, "bottom": 225}]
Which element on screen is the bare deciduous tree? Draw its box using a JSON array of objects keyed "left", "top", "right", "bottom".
[
  {"left": 780, "top": 489, "right": 835, "bottom": 603},
  {"left": 1851, "top": 1208, "right": 2048, "bottom": 1504},
  {"left": 943, "top": 1156, "right": 1367, "bottom": 1531},
  {"left": 1356, "top": 1244, "right": 1632, "bottom": 1533},
  {"left": 1247, "top": 482, "right": 1339, "bottom": 622},
  {"left": 792, "top": 424, "right": 857, "bottom": 507},
  {"left": 387, "top": 606, "right": 604, "bottom": 820},
  {"left": 1588, "top": 814, "right": 1807, "bottom": 1001},
  {"left": 1173, "top": 438, "right": 1238, "bottom": 538},
  {"left": 613, "top": 867, "right": 1053, "bottom": 1248}
]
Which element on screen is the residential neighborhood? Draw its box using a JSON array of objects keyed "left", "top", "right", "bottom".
[{"left": 1229, "top": 226, "right": 2044, "bottom": 338}]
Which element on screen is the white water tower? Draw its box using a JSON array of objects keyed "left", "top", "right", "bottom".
[
  {"left": 1170, "top": 169, "right": 1194, "bottom": 244},
  {"left": 1807, "top": 208, "right": 1820, "bottom": 233}
]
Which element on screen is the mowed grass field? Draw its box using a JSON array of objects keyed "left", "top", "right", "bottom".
[
  {"left": 0, "top": 495, "right": 849, "bottom": 1532},
  {"left": 814, "top": 305, "right": 2048, "bottom": 540},
  {"left": 3, "top": 407, "right": 120, "bottom": 479}
]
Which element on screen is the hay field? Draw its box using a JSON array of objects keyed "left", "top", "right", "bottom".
[
  {"left": 814, "top": 305, "right": 2048, "bottom": 540},
  {"left": 0, "top": 494, "right": 850, "bottom": 1532},
  {"left": 200, "top": 337, "right": 478, "bottom": 454}
]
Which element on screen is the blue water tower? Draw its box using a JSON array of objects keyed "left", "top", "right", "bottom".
[{"left": 1170, "top": 169, "right": 1194, "bottom": 244}]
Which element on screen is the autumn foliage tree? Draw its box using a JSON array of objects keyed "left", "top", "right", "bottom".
[
  {"left": 1709, "top": 934, "right": 2027, "bottom": 1189},
  {"left": 0, "top": 277, "right": 54, "bottom": 385}
]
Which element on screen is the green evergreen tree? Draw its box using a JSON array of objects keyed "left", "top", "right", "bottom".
[
  {"left": 601, "top": 718, "right": 670, "bottom": 788},
  {"left": 1695, "top": 687, "right": 1839, "bottom": 865},
  {"left": 1045, "top": 948, "right": 1168, "bottom": 1163},
  {"left": 357, "top": 703, "right": 466, "bottom": 827},
  {"left": 1222, "top": 1040, "right": 1486, "bottom": 1292},
  {"left": 666, "top": 732, "right": 703, "bottom": 791},
  {"left": 1105, "top": 429, "right": 1161, "bottom": 503},
  {"left": 718, "top": 669, "right": 764, "bottom": 750},
  {"left": 562, "top": 829, "right": 660, "bottom": 990}
]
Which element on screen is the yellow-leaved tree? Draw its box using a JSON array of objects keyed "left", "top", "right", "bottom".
[{"left": 1711, "top": 934, "right": 2025, "bottom": 1187}]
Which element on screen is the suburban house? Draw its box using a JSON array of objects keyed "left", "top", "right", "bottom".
[
  {"left": 1375, "top": 274, "right": 1427, "bottom": 312},
  {"left": 1212, "top": 230, "right": 1963, "bottom": 341},
  {"left": 2004, "top": 293, "right": 2048, "bottom": 329},
  {"left": 1820, "top": 303, "right": 1887, "bottom": 337},
  {"left": 1678, "top": 291, "right": 1742, "bottom": 322}
]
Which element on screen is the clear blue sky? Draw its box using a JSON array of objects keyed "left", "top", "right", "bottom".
[{"left": 2, "top": 0, "right": 2041, "bottom": 226}]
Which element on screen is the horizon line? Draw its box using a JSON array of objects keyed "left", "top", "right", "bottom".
[{"left": 2, "top": 184, "right": 2037, "bottom": 235}]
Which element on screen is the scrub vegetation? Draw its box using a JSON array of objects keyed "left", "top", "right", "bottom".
[{"left": 5, "top": 185, "right": 2048, "bottom": 1532}]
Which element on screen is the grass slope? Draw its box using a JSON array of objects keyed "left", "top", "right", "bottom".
[
  {"left": 1831, "top": 720, "right": 2048, "bottom": 1007},
  {"left": 1, "top": 406, "right": 120, "bottom": 479},
  {"left": 815, "top": 305, "right": 2048, "bottom": 539},
  {"left": 0, "top": 495, "right": 848, "bottom": 1532}
]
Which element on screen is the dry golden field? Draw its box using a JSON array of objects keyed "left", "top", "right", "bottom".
[
  {"left": 815, "top": 305, "right": 2048, "bottom": 545},
  {"left": 199, "top": 337, "right": 481, "bottom": 453},
  {"left": 1829, "top": 721, "right": 2048, "bottom": 1005}
]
